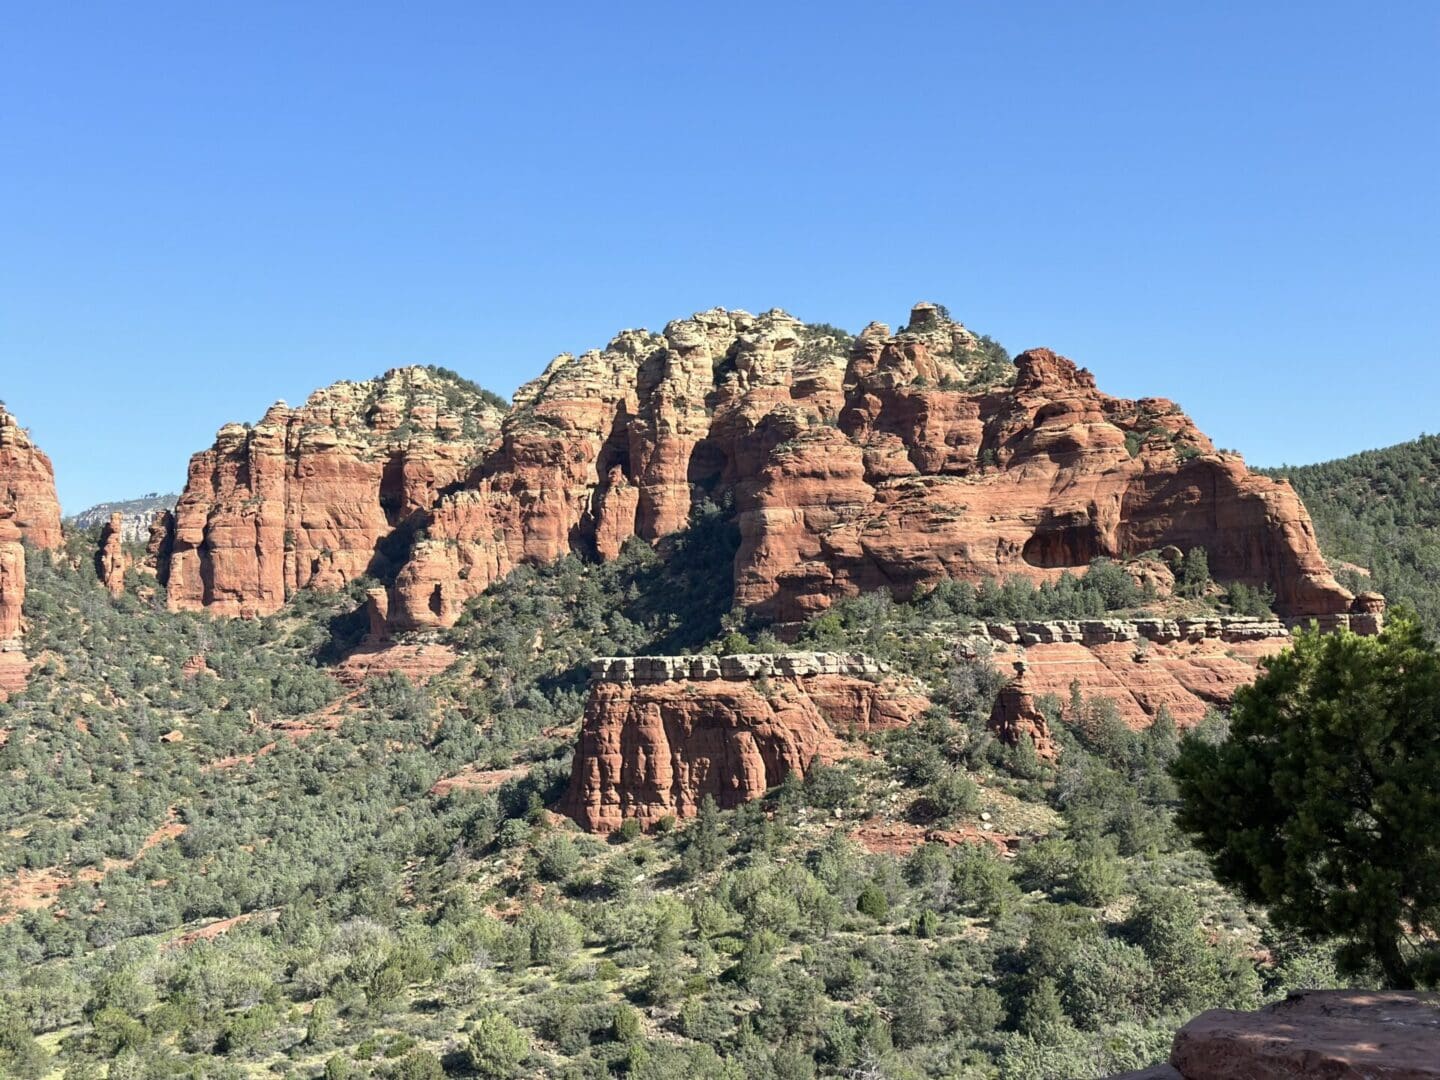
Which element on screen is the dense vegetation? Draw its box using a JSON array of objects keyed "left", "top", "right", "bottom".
[
  {"left": 1265, "top": 434, "right": 1440, "bottom": 632},
  {"left": 0, "top": 520, "right": 1343, "bottom": 1080}
]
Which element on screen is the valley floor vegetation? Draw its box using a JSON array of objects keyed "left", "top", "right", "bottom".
[{"left": 0, "top": 517, "right": 1351, "bottom": 1080}]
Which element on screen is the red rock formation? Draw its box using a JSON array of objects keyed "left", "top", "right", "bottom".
[
  {"left": 333, "top": 642, "right": 457, "bottom": 688},
  {"left": 160, "top": 368, "right": 504, "bottom": 617},
  {"left": 96, "top": 512, "right": 127, "bottom": 597},
  {"left": 387, "top": 311, "right": 853, "bottom": 629},
  {"left": 388, "top": 329, "right": 666, "bottom": 629},
  {"left": 0, "top": 407, "right": 63, "bottom": 551},
  {"left": 562, "top": 653, "right": 928, "bottom": 832},
  {"left": 1133, "top": 990, "right": 1440, "bottom": 1080},
  {"left": 0, "top": 518, "right": 28, "bottom": 698},
  {"left": 1010, "top": 639, "right": 1288, "bottom": 729},
  {"left": 0, "top": 405, "right": 62, "bottom": 698},
  {"left": 0, "top": 518, "right": 25, "bottom": 645},
  {"left": 975, "top": 618, "right": 1294, "bottom": 750},
  {"left": 383, "top": 303, "right": 1353, "bottom": 632},
  {"left": 990, "top": 666, "right": 1061, "bottom": 761},
  {"left": 737, "top": 340, "right": 1352, "bottom": 624},
  {"left": 143, "top": 510, "right": 173, "bottom": 583},
  {"left": 155, "top": 305, "right": 1356, "bottom": 634}
]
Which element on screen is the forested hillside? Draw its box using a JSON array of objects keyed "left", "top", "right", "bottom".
[
  {"left": 0, "top": 520, "right": 1347, "bottom": 1080},
  {"left": 1265, "top": 435, "right": 1440, "bottom": 632}
]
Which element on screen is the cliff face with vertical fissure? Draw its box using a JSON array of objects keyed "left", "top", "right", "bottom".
[{"left": 0, "top": 405, "right": 63, "bottom": 697}]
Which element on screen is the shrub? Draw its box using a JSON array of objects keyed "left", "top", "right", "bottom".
[
  {"left": 467, "top": 1012, "right": 529, "bottom": 1078},
  {"left": 857, "top": 882, "right": 890, "bottom": 922}
]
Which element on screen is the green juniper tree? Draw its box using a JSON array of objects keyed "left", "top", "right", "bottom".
[{"left": 1172, "top": 611, "right": 1440, "bottom": 988}]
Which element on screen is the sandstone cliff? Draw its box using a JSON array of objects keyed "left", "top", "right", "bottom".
[
  {"left": 155, "top": 304, "right": 1358, "bottom": 635},
  {"left": 159, "top": 367, "right": 504, "bottom": 616},
  {"left": 561, "top": 653, "right": 927, "bottom": 832},
  {"left": 0, "top": 517, "right": 28, "bottom": 698},
  {"left": 96, "top": 512, "right": 127, "bottom": 597},
  {"left": 386, "top": 303, "right": 1356, "bottom": 632},
  {"left": 0, "top": 404, "right": 63, "bottom": 697},
  {"left": 0, "top": 406, "right": 62, "bottom": 551}
]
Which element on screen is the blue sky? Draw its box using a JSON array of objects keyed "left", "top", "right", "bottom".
[{"left": 3, "top": 2, "right": 1436, "bottom": 512}]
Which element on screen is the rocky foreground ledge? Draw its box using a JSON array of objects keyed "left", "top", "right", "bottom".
[{"left": 1114, "top": 990, "right": 1440, "bottom": 1079}]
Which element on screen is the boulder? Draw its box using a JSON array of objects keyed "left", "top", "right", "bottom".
[{"left": 1167, "top": 990, "right": 1440, "bottom": 1079}]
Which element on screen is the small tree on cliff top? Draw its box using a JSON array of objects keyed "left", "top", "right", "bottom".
[{"left": 1171, "top": 610, "right": 1440, "bottom": 988}]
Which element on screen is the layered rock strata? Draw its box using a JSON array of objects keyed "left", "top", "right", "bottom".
[
  {"left": 562, "top": 652, "right": 927, "bottom": 832},
  {"left": 160, "top": 367, "right": 504, "bottom": 617},
  {"left": 385, "top": 303, "right": 1357, "bottom": 632},
  {"left": 0, "top": 407, "right": 63, "bottom": 550}
]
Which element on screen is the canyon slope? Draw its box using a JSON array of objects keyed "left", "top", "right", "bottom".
[
  {"left": 0, "top": 404, "right": 63, "bottom": 696},
  {"left": 153, "top": 366, "right": 505, "bottom": 617}
]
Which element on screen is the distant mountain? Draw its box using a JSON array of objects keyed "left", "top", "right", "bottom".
[
  {"left": 67, "top": 492, "right": 177, "bottom": 543},
  {"left": 1263, "top": 434, "right": 1440, "bottom": 633}
]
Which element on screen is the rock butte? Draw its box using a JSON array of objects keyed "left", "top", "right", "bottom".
[
  {"left": 152, "top": 366, "right": 504, "bottom": 617},
  {"left": 0, "top": 404, "right": 63, "bottom": 698},
  {"left": 153, "top": 304, "right": 1362, "bottom": 635},
  {"left": 560, "top": 653, "right": 929, "bottom": 833},
  {"left": 562, "top": 618, "right": 1314, "bottom": 832}
]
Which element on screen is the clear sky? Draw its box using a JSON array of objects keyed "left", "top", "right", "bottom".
[{"left": 3, "top": 2, "right": 1437, "bottom": 512}]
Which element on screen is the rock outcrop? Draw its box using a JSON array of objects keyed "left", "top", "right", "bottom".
[
  {"left": 1111, "top": 990, "right": 1440, "bottom": 1079},
  {"left": 159, "top": 367, "right": 504, "bottom": 617},
  {"left": 383, "top": 303, "right": 1356, "bottom": 632},
  {"left": 0, "top": 518, "right": 28, "bottom": 698},
  {"left": 143, "top": 510, "right": 173, "bottom": 582},
  {"left": 562, "top": 653, "right": 927, "bottom": 832},
  {"left": 965, "top": 618, "right": 1296, "bottom": 743},
  {"left": 0, "top": 405, "right": 63, "bottom": 697},
  {"left": 0, "top": 407, "right": 63, "bottom": 552},
  {"left": 96, "top": 512, "right": 127, "bottom": 597}
]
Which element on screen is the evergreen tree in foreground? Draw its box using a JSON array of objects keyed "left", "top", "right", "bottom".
[{"left": 1172, "top": 610, "right": 1440, "bottom": 988}]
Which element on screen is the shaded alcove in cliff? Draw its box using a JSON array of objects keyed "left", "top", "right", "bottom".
[{"left": 1021, "top": 521, "right": 1108, "bottom": 568}]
